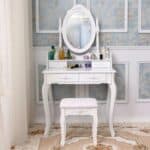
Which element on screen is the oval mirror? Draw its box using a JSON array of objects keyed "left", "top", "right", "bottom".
[{"left": 62, "top": 5, "right": 96, "bottom": 54}]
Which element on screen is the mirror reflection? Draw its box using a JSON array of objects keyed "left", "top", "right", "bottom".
[{"left": 66, "top": 12, "right": 91, "bottom": 49}]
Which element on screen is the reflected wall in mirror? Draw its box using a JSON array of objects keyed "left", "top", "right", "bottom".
[
  {"left": 62, "top": 5, "right": 96, "bottom": 54},
  {"left": 66, "top": 13, "right": 91, "bottom": 49}
]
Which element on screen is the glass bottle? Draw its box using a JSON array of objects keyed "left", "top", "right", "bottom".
[
  {"left": 58, "top": 47, "right": 65, "bottom": 60},
  {"left": 66, "top": 49, "right": 72, "bottom": 59},
  {"left": 48, "top": 45, "right": 56, "bottom": 60}
]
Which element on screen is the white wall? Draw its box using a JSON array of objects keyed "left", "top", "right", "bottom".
[{"left": 31, "top": 46, "right": 150, "bottom": 124}]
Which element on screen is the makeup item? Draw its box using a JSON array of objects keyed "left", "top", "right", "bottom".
[
  {"left": 85, "top": 62, "right": 91, "bottom": 68},
  {"left": 90, "top": 53, "right": 97, "bottom": 60},
  {"left": 66, "top": 49, "right": 72, "bottom": 59},
  {"left": 70, "top": 64, "right": 79, "bottom": 69},
  {"left": 99, "top": 54, "right": 103, "bottom": 60},
  {"left": 105, "top": 48, "right": 110, "bottom": 59},
  {"left": 83, "top": 55, "right": 89, "bottom": 60},
  {"left": 48, "top": 45, "right": 56, "bottom": 60},
  {"left": 101, "top": 47, "right": 106, "bottom": 59},
  {"left": 58, "top": 47, "right": 65, "bottom": 60}
]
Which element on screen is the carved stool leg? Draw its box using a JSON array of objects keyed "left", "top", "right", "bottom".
[
  {"left": 60, "top": 109, "right": 66, "bottom": 146},
  {"left": 92, "top": 110, "right": 98, "bottom": 146}
]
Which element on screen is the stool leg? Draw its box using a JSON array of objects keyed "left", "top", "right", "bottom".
[
  {"left": 60, "top": 109, "right": 66, "bottom": 146},
  {"left": 92, "top": 111, "right": 98, "bottom": 146}
]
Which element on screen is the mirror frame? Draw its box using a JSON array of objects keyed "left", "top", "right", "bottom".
[{"left": 62, "top": 5, "right": 96, "bottom": 54}]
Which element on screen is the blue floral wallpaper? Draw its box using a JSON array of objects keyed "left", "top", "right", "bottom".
[{"left": 32, "top": 0, "right": 150, "bottom": 46}]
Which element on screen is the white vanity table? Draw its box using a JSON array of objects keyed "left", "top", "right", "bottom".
[
  {"left": 42, "top": 4, "right": 117, "bottom": 138},
  {"left": 42, "top": 66, "right": 116, "bottom": 137}
]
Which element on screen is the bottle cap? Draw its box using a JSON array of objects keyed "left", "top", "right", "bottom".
[{"left": 51, "top": 45, "right": 55, "bottom": 49}]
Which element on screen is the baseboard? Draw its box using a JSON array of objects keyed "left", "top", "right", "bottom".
[{"left": 30, "top": 122, "right": 150, "bottom": 129}]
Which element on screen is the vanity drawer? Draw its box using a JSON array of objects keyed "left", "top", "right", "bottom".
[
  {"left": 106, "top": 74, "right": 112, "bottom": 83},
  {"left": 79, "top": 74, "right": 106, "bottom": 82},
  {"left": 46, "top": 74, "right": 78, "bottom": 83}
]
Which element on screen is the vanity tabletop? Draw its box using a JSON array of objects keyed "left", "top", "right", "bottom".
[{"left": 43, "top": 68, "right": 116, "bottom": 74}]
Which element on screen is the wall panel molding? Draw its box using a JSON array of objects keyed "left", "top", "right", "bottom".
[
  {"left": 90, "top": 0, "right": 128, "bottom": 33},
  {"left": 138, "top": 0, "right": 150, "bottom": 33},
  {"left": 35, "top": 0, "right": 128, "bottom": 33},
  {"left": 114, "top": 62, "right": 129, "bottom": 103},
  {"left": 33, "top": 47, "right": 150, "bottom": 124},
  {"left": 137, "top": 61, "right": 150, "bottom": 102},
  {"left": 35, "top": 0, "right": 74, "bottom": 33},
  {"left": 33, "top": 46, "right": 150, "bottom": 50}
]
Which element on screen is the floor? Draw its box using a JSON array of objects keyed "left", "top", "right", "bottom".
[{"left": 12, "top": 123, "right": 150, "bottom": 150}]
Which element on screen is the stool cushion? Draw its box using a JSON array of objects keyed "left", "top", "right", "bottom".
[{"left": 60, "top": 98, "right": 97, "bottom": 108}]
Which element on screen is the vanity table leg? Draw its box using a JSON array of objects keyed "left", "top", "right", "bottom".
[
  {"left": 42, "top": 82, "right": 51, "bottom": 136},
  {"left": 109, "top": 74, "right": 117, "bottom": 137},
  {"left": 49, "top": 85, "right": 54, "bottom": 127},
  {"left": 106, "top": 85, "right": 110, "bottom": 121}
]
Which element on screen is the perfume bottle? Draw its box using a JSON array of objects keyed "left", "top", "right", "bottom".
[
  {"left": 105, "top": 48, "right": 110, "bottom": 59},
  {"left": 48, "top": 45, "right": 56, "bottom": 60},
  {"left": 101, "top": 47, "right": 106, "bottom": 59},
  {"left": 58, "top": 47, "right": 65, "bottom": 60},
  {"left": 66, "top": 49, "right": 72, "bottom": 59}
]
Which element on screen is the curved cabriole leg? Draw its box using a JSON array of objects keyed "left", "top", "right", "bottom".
[
  {"left": 42, "top": 81, "right": 50, "bottom": 136},
  {"left": 49, "top": 85, "right": 54, "bottom": 128},
  {"left": 108, "top": 74, "right": 117, "bottom": 137},
  {"left": 106, "top": 85, "right": 110, "bottom": 121}
]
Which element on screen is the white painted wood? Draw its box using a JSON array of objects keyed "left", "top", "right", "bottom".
[
  {"left": 60, "top": 108, "right": 66, "bottom": 146},
  {"left": 60, "top": 98, "right": 98, "bottom": 146},
  {"left": 87, "top": 0, "right": 90, "bottom": 9},
  {"left": 73, "top": 0, "right": 76, "bottom": 6},
  {"left": 48, "top": 60, "right": 67, "bottom": 69},
  {"left": 92, "top": 61, "right": 111, "bottom": 68},
  {"left": 42, "top": 65, "right": 116, "bottom": 137},
  {"left": 108, "top": 74, "right": 117, "bottom": 137},
  {"left": 96, "top": 18, "right": 100, "bottom": 54},
  {"left": 33, "top": 47, "right": 150, "bottom": 125},
  {"left": 62, "top": 5, "right": 96, "bottom": 54},
  {"left": 59, "top": 18, "right": 62, "bottom": 48},
  {"left": 42, "top": 77, "right": 51, "bottom": 136}
]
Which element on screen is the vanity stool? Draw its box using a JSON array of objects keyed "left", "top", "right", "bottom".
[{"left": 60, "top": 98, "right": 98, "bottom": 146}]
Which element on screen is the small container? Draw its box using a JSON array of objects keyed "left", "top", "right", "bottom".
[
  {"left": 58, "top": 47, "right": 65, "bottom": 60},
  {"left": 90, "top": 53, "right": 97, "bottom": 60},
  {"left": 99, "top": 54, "right": 103, "bottom": 60},
  {"left": 101, "top": 47, "right": 106, "bottom": 59},
  {"left": 66, "top": 49, "right": 72, "bottom": 59},
  {"left": 48, "top": 45, "right": 56, "bottom": 60},
  {"left": 105, "top": 48, "right": 110, "bottom": 59}
]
